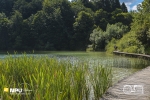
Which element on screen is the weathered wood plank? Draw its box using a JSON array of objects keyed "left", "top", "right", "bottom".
[
  {"left": 101, "top": 66, "right": 150, "bottom": 100},
  {"left": 101, "top": 51, "right": 150, "bottom": 100},
  {"left": 113, "top": 51, "right": 150, "bottom": 60}
]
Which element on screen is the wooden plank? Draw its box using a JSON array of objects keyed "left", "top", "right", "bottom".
[
  {"left": 101, "top": 66, "right": 150, "bottom": 100},
  {"left": 113, "top": 51, "right": 150, "bottom": 59}
]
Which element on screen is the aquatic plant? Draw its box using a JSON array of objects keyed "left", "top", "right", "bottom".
[{"left": 0, "top": 54, "right": 112, "bottom": 100}]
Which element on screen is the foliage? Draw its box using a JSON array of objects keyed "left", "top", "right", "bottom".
[
  {"left": 71, "top": 2, "right": 94, "bottom": 17},
  {"left": 105, "top": 38, "right": 118, "bottom": 53},
  {"left": 90, "top": 23, "right": 129, "bottom": 50},
  {"left": 104, "top": 23, "right": 129, "bottom": 40},
  {"left": 0, "top": 54, "right": 112, "bottom": 100},
  {"left": 0, "top": 0, "right": 130, "bottom": 51},
  {"left": 0, "top": 0, "right": 14, "bottom": 16},
  {"left": 13, "top": 0, "right": 42, "bottom": 19},
  {"left": 111, "top": 9, "right": 132, "bottom": 25},
  {"left": 106, "top": 0, "right": 150, "bottom": 54},
  {"left": 89, "top": 27, "right": 106, "bottom": 50},
  {"left": 10, "top": 11, "right": 23, "bottom": 50},
  {"left": 145, "top": 46, "right": 150, "bottom": 54},
  {"left": 0, "top": 13, "right": 11, "bottom": 50},
  {"left": 106, "top": 32, "right": 144, "bottom": 53},
  {"left": 91, "top": 66, "right": 112, "bottom": 99},
  {"left": 129, "top": 0, "right": 150, "bottom": 53},
  {"left": 121, "top": 2, "right": 128, "bottom": 13},
  {"left": 94, "top": 9, "right": 108, "bottom": 30},
  {"left": 73, "top": 11, "right": 94, "bottom": 50}
]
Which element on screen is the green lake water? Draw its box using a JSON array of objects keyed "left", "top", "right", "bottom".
[{"left": 0, "top": 51, "right": 150, "bottom": 84}]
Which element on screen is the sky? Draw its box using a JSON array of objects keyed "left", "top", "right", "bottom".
[
  {"left": 120, "top": 0, "right": 143, "bottom": 11},
  {"left": 69, "top": 0, "right": 144, "bottom": 11}
]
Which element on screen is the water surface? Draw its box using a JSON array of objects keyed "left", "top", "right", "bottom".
[{"left": 0, "top": 51, "right": 149, "bottom": 84}]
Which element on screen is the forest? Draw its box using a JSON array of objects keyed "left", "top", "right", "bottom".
[{"left": 0, "top": 0, "right": 149, "bottom": 53}]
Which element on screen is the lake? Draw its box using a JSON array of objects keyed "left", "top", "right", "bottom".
[{"left": 0, "top": 51, "right": 150, "bottom": 84}]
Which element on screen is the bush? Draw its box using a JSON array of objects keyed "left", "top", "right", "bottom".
[
  {"left": 145, "top": 46, "right": 150, "bottom": 54},
  {"left": 90, "top": 23, "right": 129, "bottom": 50},
  {"left": 106, "top": 31, "right": 144, "bottom": 53},
  {"left": 105, "top": 38, "right": 118, "bottom": 53},
  {"left": 124, "top": 46, "right": 138, "bottom": 53}
]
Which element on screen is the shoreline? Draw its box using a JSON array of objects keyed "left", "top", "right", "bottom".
[
  {"left": 113, "top": 51, "right": 150, "bottom": 60},
  {"left": 101, "top": 51, "right": 150, "bottom": 100}
]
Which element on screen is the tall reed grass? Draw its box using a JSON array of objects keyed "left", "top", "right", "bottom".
[
  {"left": 112, "top": 58, "right": 150, "bottom": 69},
  {"left": 0, "top": 54, "right": 112, "bottom": 100}
]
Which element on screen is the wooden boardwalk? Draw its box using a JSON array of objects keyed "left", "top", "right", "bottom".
[
  {"left": 113, "top": 51, "right": 150, "bottom": 60},
  {"left": 101, "top": 52, "right": 150, "bottom": 100},
  {"left": 101, "top": 66, "right": 150, "bottom": 100}
]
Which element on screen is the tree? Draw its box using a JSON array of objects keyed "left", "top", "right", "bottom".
[
  {"left": 115, "top": 13, "right": 132, "bottom": 25},
  {"left": 121, "top": 2, "right": 128, "bottom": 12},
  {"left": 71, "top": 1, "right": 94, "bottom": 17},
  {"left": 111, "top": 8, "right": 122, "bottom": 23},
  {"left": 92, "top": 0, "right": 105, "bottom": 11},
  {"left": 0, "top": 0, "right": 15, "bottom": 16},
  {"left": 90, "top": 23, "right": 129, "bottom": 50},
  {"left": 10, "top": 11, "right": 23, "bottom": 49},
  {"left": 0, "top": 0, "right": 134, "bottom": 51},
  {"left": 104, "top": 0, "right": 112, "bottom": 12},
  {"left": 0, "top": 13, "right": 11, "bottom": 50},
  {"left": 73, "top": 11, "right": 94, "bottom": 50},
  {"left": 13, "top": 0, "right": 42, "bottom": 19},
  {"left": 136, "top": 25, "right": 150, "bottom": 50},
  {"left": 80, "top": 0, "right": 89, "bottom": 6},
  {"left": 104, "top": 23, "right": 129, "bottom": 41},
  {"left": 31, "top": 11, "right": 48, "bottom": 50},
  {"left": 141, "top": 0, "right": 150, "bottom": 27},
  {"left": 94, "top": 9, "right": 108, "bottom": 30},
  {"left": 19, "top": 19, "right": 38, "bottom": 50},
  {"left": 142, "top": 0, "right": 150, "bottom": 13},
  {"left": 134, "top": 0, "right": 150, "bottom": 53},
  {"left": 89, "top": 27, "right": 105, "bottom": 50},
  {"left": 111, "top": 0, "right": 121, "bottom": 11},
  {"left": 13, "top": 36, "right": 22, "bottom": 50},
  {"left": 38, "top": 0, "right": 74, "bottom": 50}
]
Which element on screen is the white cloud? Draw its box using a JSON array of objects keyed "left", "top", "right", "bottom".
[
  {"left": 125, "top": 2, "right": 132, "bottom": 11},
  {"left": 120, "top": 0, "right": 143, "bottom": 11},
  {"left": 125, "top": 2, "right": 141, "bottom": 11},
  {"left": 120, "top": 0, "right": 136, "bottom": 3},
  {"left": 132, "top": 3, "right": 142, "bottom": 11},
  {"left": 132, "top": 5, "right": 137, "bottom": 10}
]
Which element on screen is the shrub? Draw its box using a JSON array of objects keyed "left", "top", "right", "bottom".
[{"left": 106, "top": 31, "right": 144, "bottom": 53}]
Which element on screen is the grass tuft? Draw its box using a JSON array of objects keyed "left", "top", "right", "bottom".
[{"left": 0, "top": 54, "right": 112, "bottom": 100}]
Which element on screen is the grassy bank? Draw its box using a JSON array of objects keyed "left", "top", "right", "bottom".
[{"left": 0, "top": 54, "right": 112, "bottom": 100}]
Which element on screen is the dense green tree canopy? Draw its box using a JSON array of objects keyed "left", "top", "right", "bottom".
[
  {"left": 0, "top": 0, "right": 133, "bottom": 51},
  {"left": 73, "top": 11, "right": 94, "bottom": 50},
  {"left": 0, "top": 13, "right": 11, "bottom": 50},
  {"left": 105, "top": 0, "right": 150, "bottom": 54},
  {"left": 89, "top": 23, "right": 129, "bottom": 50},
  {"left": 121, "top": 2, "right": 128, "bottom": 12}
]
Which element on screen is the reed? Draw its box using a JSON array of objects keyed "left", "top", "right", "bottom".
[
  {"left": 90, "top": 66, "right": 112, "bottom": 100},
  {"left": 112, "top": 58, "right": 150, "bottom": 69},
  {"left": 0, "top": 54, "right": 112, "bottom": 100}
]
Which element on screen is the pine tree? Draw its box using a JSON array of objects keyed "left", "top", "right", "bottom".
[
  {"left": 111, "top": 0, "right": 121, "bottom": 11},
  {"left": 121, "top": 2, "right": 128, "bottom": 12},
  {"left": 93, "top": 0, "right": 105, "bottom": 10},
  {"left": 80, "top": 0, "right": 90, "bottom": 8},
  {"left": 104, "top": 0, "right": 112, "bottom": 12},
  {"left": 115, "top": 0, "right": 121, "bottom": 8},
  {"left": 81, "top": 0, "right": 89, "bottom": 4}
]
